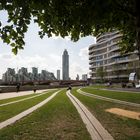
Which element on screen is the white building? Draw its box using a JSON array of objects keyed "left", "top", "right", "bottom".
[{"left": 89, "top": 31, "right": 140, "bottom": 82}]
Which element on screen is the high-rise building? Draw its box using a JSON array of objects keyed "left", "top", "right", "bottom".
[
  {"left": 57, "top": 70, "right": 60, "bottom": 80},
  {"left": 62, "top": 49, "right": 69, "bottom": 80},
  {"left": 32, "top": 67, "right": 38, "bottom": 81},
  {"left": 76, "top": 74, "right": 79, "bottom": 80},
  {"left": 2, "top": 68, "right": 16, "bottom": 83},
  {"left": 18, "top": 67, "right": 29, "bottom": 82},
  {"left": 82, "top": 74, "right": 88, "bottom": 81},
  {"left": 89, "top": 31, "right": 140, "bottom": 82},
  {"left": 2, "top": 67, "right": 56, "bottom": 84}
]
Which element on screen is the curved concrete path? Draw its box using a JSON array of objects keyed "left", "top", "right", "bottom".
[
  {"left": 0, "top": 89, "right": 56, "bottom": 107},
  {"left": 0, "top": 90, "right": 61, "bottom": 130},
  {"left": 67, "top": 90, "right": 114, "bottom": 140},
  {"left": 77, "top": 89, "right": 140, "bottom": 108},
  {"left": 94, "top": 88, "right": 140, "bottom": 94},
  {"left": 0, "top": 89, "right": 48, "bottom": 100}
]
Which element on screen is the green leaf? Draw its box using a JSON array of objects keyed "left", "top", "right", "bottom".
[
  {"left": 11, "top": 43, "right": 15, "bottom": 47},
  {"left": 12, "top": 47, "right": 18, "bottom": 55}
]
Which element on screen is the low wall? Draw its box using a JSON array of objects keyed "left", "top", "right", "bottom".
[{"left": 0, "top": 85, "right": 67, "bottom": 93}]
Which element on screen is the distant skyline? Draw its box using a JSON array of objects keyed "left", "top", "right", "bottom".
[{"left": 0, "top": 11, "right": 96, "bottom": 80}]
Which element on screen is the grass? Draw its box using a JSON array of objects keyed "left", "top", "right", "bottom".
[
  {"left": 81, "top": 87, "right": 140, "bottom": 104},
  {"left": 72, "top": 88, "right": 140, "bottom": 140},
  {"left": 88, "top": 84, "right": 106, "bottom": 89},
  {"left": 0, "top": 92, "right": 41, "bottom": 105},
  {"left": 0, "top": 90, "right": 57, "bottom": 122},
  {"left": 0, "top": 89, "right": 91, "bottom": 140}
]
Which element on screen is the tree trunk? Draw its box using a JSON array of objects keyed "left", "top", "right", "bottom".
[{"left": 135, "top": 0, "right": 140, "bottom": 60}]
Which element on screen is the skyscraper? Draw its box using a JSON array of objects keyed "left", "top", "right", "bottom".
[
  {"left": 32, "top": 67, "right": 38, "bottom": 81},
  {"left": 62, "top": 49, "right": 69, "bottom": 80},
  {"left": 57, "top": 70, "right": 60, "bottom": 80}
]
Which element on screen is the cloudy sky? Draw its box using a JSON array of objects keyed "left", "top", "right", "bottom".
[{"left": 0, "top": 11, "right": 96, "bottom": 80}]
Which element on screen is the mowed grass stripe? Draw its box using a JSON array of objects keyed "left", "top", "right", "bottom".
[
  {"left": 0, "top": 90, "right": 91, "bottom": 140},
  {"left": 82, "top": 87, "right": 140, "bottom": 104},
  {"left": 72, "top": 88, "right": 140, "bottom": 140},
  {"left": 0, "top": 93, "right": 37, "bottom": 105},
  {"left": 0, "top": 90, "right": 57, "bottom": 107},
  {"left": 0, "top": 90, "right": 58, "bottom": 122}
]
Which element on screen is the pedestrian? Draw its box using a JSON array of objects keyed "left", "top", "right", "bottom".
[
  {"left": 16, "top": 83, "right": 20, "bottom": 92},
  {"left": 67, "top": 85, "right": 72, "bottom": 90},
  {"left": 33, "top": 84, "right": 37, "bottom": 93}
]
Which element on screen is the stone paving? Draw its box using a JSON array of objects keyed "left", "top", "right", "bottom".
[
  {"left": 0, "top": 89, "right": 48, "bottom": 100},
  {"left": 78, "top": 88, "right": 140, "bottom": 108},
  {"left": 0, "top": 90, "right": 52, "bottom": 107},
  {"left": 67, "top": 90, "right": 114, "bottom": 140}
]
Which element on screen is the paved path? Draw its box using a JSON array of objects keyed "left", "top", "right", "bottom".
[
  {"left": 102, "top": 88, "right": 140, "bottom": 94},
  {"left": 78, "top": 89, "right": 140, "bottom": 108},
  {"left": 67, "top": 90, "right": 114, "bottom": 140},
  {"left": 0, "top": 89, "right": 56, "bottom": 107},
  {"left": 0, "top": 90, "right": 61, "bottom": 130},
  {"left": 0, "top": 89, "right": 49, "bottom": 100}
]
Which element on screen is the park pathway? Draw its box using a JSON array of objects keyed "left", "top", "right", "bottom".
[
  {"left": 0, "top": 89, "right": 48, "bottom": 100},
  {"left": 0, "top": 89, "right": 56, "bottom": 107},
  {"left": 67, "top": 90, "right": 114, "bottom": 140},
  {"left": 77, "top": 88, "right": 140, "bottom": 108},
  {"left": 0, "top": 90, "right": 61, "bottom": 130}
]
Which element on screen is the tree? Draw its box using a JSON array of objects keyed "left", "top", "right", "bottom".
[
  {"left": 96, "top": 66, "right": 106, "bottom": 82},
  {"left": 0, "top": 0, "right": 140, "bottom": 56}
]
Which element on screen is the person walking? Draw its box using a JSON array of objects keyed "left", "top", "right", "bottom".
[
  {"left": 67, "top": 85, "right": 72, "bottom": 90},
  {"left": 16, "top": 83, "right": 20, "bottom": 92},
  {"left": 33, "top": 84, "right": 37, "bottom": 93}
]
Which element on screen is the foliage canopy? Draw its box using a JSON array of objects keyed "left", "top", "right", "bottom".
[{"left": 0, "top": 0, "right": 140, "bottom": 57}]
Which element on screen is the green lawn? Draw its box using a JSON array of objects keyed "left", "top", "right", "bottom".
[
  {"left": 0, "top": 90, "right": 57, "bottom": 122},
  {"left": 0, "top": 92, "right": 40, "bottom": 105},
  {"left": 0, "top": 90, "right": 91, "bottom": 140},
  {"left": 81, "top": 87, "right": 140, "bottom": 104},
  {"left": 72, "top": 88, "right": 140, "bottom": 140},
  {"left": 88, "top": 84, "right": 106, "bottom": 89}
]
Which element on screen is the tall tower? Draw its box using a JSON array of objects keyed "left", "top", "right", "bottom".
[
  {"left": 32, "top": 67, "right": 38, "bottom": 81},
  {"left": 57, "top": 70, "right": 60, "bottom": 80},
  {"left": 62, "top": 49, "right": 69, "bottom": 80}
]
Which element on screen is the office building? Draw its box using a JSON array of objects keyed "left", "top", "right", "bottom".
[{"left": 62, "top": 49, "right": 69, "bottom": 80}]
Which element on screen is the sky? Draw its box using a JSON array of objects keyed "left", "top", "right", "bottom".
[{"left": 0, "top": 11, "right": 96, "bottom": 80}]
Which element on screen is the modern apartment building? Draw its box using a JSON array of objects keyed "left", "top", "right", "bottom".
[
  {"left": 62, "top": 49, "right": 69, "bottom": 80},
  {"left": 2, "top": 67, "right": 56, "bottom": 84},
  {"left": 89, "top": 31, "right": 140, "bottom": 82},
  {"left": 82, "top": 74, "right": 88, "bottom": 81},
  {"left": 2, "top": 68, "right": 17, "bottom": 84}
]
